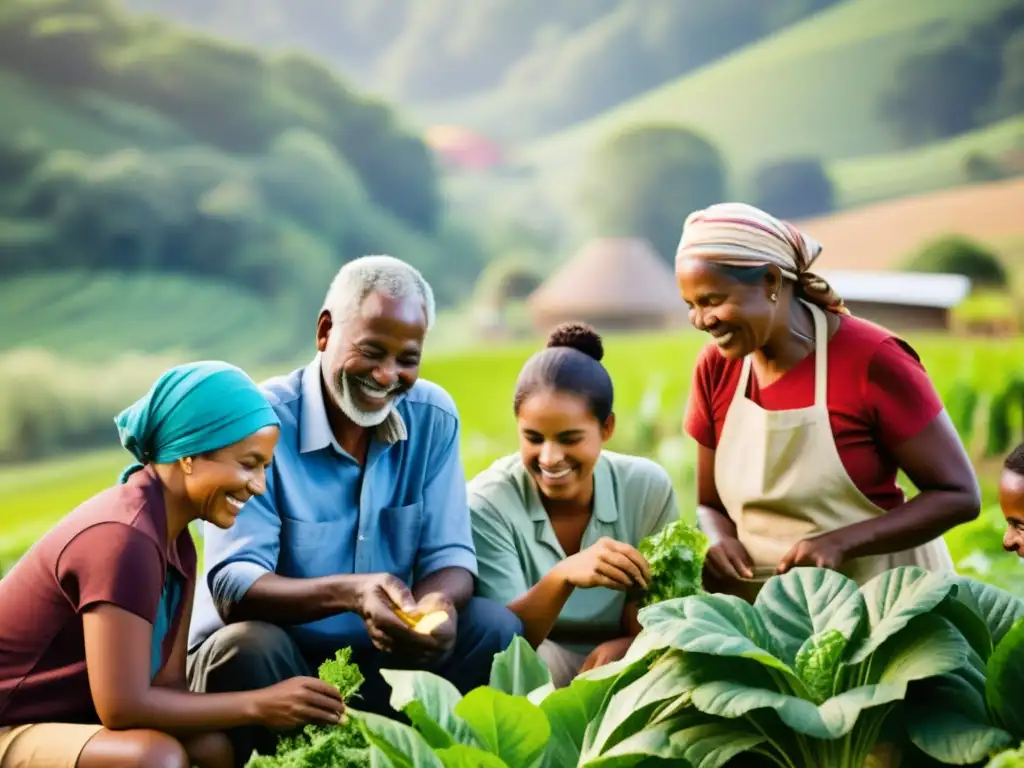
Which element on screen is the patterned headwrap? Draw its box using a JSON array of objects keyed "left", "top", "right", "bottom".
[{"left": 676, "top": 202, "right": 849, "bottom": 315}]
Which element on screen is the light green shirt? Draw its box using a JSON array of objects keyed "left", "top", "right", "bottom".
[{"left": 468, "top": 451, "right": 679, "bottom": 651}]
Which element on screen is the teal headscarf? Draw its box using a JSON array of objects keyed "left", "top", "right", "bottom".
[{"left": 114, "top": 361, "right": 280, "bottom": 484}]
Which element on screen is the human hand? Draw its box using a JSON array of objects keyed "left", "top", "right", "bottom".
[
  {"left": 704, "top": 536, "right": 755, "bottom": 581},
  {"left": 557, "top": 537, "right": 650, "bottom": 591},
  {"left": 251, "top": 676, "right": 345, "bottom": 730},
  {"left": 404, "top": 592, "right": 457, "bottom": 665},
  {"left": 579, "top": 637, "right": 634, "bottom": 674},
  {"left": 358, "top": 573, "right": 439, "bottom": 655},
  {"left": 776, "top": 535, "right": 846, "bottom": 574}
]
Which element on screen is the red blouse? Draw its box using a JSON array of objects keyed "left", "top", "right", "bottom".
[{"left": 684, "top": 314, "right": 945, "bottom": 511}]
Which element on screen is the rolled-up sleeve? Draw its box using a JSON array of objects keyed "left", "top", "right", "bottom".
[
  {"left": 469, "top": 499, "right": 530, "bottom": 604},
  {"left": 413, "top": 412, "right": 478, "bottom": 581},
  {"left": 207, "top": 465, "right": 282, "bottom": 608}
]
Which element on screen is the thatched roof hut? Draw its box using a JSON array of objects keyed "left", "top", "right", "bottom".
[{"left": 527, "top": 238, "right": 686, "bottom": 334}]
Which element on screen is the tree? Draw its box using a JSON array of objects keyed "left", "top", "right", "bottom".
[
  {"left": 580, "top": 124, "right": 728, "bottom": 264},
  {"left": 880, "top": 37, "right": 1003, "bottom": 146},
  {"left": 903, "top": 234, "right": 1008, "bottom": 288},
  {"left": 752, "top": 157, "right": 834, "bottom": 219},
  {"left": 990, "top": 27, "right": 1024, "bottom": 120}
]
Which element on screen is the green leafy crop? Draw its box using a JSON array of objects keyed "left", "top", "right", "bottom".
[
  {"left": 245, "top": 648, "right": 369, "bottom": 768},
  {"left": 637, "top": 517, "right": 709, "bottom": 607}
]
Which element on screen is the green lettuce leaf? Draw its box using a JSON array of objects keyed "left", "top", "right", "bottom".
[{"left": 637, "top": 518, "right": 709, "bottom": 607}]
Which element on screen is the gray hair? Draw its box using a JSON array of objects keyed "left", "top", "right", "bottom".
[{"left": 321, "top": 255, "right": 436, "bottom": 331}]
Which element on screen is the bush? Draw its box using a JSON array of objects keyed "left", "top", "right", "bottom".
[
  {"left": 0, "top": 349, "right": 182, "bottom": 463},
  {"left": 580, "top": 123, "right": 727, "bottom": 264},
  {"left": 904, "top": 234, "right": 1009, "bottom": 288}
]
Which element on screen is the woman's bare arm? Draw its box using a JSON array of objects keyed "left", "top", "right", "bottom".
[
  {"left": 695, "top": 445, "right": 737, "bottom": 543},
  {"left": 82, "top": 604, "right": 340, "bottom": 736},
  {"left": 827, "top": 411, "right": 981, "bottom": 558},
  {"left": 506, "top": 566, "right": 576, "bottom": 648}
]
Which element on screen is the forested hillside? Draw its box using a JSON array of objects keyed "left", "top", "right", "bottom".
[
  {"left": 0, "top": 0, "right": 487, "bottom": 351},
  {"left": 121, "top": 0, "right": 846, "bottom": 138}
]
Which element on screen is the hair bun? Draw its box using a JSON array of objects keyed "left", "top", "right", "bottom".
[{"left": 546, "top": 322, "right": 604, "bottom": 362}]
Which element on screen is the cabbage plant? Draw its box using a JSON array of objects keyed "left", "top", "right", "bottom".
[
  {"left": 904, "top": 578, "right": 1024, "bottom": 765},
  {"left": 352, "top": 566, "right": 1024, "bottom": 767}
]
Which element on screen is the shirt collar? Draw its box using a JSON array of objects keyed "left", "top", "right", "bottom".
[
  {"left": 524, "top": 453, "right": 618, "bottom": 524},
  {"left": 298, "top": 354, "right": 408, "bottom": 455}
]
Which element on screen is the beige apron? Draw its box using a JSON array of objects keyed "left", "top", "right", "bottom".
[{"left": 713, "top": 300, "right": 953, "bottom": 601}]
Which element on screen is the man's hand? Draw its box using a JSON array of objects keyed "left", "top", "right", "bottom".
[
  {"left": 407, "top": 592, "right": 458, "bottom": 666},
  {"left": 579, "top": 637, "right": 634, "bottom": 674},
  {"left": 359, "top": 574, "right": 440, "bottom": 656}
]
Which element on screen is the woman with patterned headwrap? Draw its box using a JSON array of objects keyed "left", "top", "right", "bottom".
[
  {"left": 0, "top": 362, "right": 343, "bottom": 768},
  {"left": 675, "top": 202, "right": 980, "bottom": 602}
]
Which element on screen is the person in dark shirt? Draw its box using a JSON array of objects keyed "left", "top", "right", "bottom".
[{"left": 0, "top": 362, "right": 344, "bottom": 768}]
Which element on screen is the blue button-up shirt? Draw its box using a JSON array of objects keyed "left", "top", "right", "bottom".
[{"left": 188, "top": 356, "right": 478, "bottom": 653}]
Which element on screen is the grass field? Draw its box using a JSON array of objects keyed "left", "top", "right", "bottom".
[
  {"left": 0, "top": 271, "right": 305, "bottom": 364},
  {"left": 4, "top": 328, "right": 1024, "bottom": 590},
  {"left": 518, "top": 0, "right": 1020, "bottom": 201}
]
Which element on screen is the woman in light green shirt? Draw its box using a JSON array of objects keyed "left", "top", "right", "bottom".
[{"left": 468, "top": 323, "right": 680, "bottom": 687}]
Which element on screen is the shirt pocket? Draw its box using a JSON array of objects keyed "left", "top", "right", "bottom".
[
  {"left": 373, "top": 501, "right": 424, "bottom": 580},
  {"left": 279, "top": 518, "right": 356, "bottom": 578}
]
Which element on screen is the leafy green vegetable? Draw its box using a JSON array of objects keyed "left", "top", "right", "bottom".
[
  {"left": 328, "top": 568, "right": 1024, "bottom": 768},
  {"left": 637, "top": 518, "right": 709, "bottom": 607},
  {"left": 907, "top": 585, "right": 1024, "bottom": 764},
  {"left": 245, "top": 648, "right": 369, "bottom": 768},
  {"left": 989, "top": 744, "right": 1024, "bottom": 767},
  {"left": 318, "top": 647, "right": 364, "bottom": 700},
  {"left": 794, "top": 628, "right": 846, "bottom": 705},
  {"left": 630, "top": 566, "right": 977, "bottom": 766}
]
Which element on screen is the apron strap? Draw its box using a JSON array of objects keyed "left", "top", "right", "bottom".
[
  {"left": 805, "top": 300, "right": 829, "bottom": 407},
  {"left": 736, "top": 351, "right": 753, "bottom": 401},
  {"left": 735, "top": 300, "right": 828, "bottom": 406}
]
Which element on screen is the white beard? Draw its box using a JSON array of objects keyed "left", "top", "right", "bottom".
[{"left": 329, "top": 369, "right": 395, "bottom": 428}]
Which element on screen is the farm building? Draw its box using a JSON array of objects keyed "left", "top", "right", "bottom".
[
  {"left": 527, "top": 238, "right": 686, "bottom": 335},
  {"left": 820, "top": 270, "right": 971, "bottom": 332}
]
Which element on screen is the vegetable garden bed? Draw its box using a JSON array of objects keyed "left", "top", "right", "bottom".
[{"left": 248, "top": 563, "right": 1024, "bottom": 767}]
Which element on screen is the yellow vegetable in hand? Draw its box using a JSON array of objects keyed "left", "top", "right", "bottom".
[{"left": 394, "top": 607, "right": 449, "bottom": 635}]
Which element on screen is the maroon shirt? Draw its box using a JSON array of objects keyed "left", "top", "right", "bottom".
[
  {"left": 0, "top": 465, "right": 196, "bottom": 725},
  {"left": 685, "top": 314, "right": 945, "bottom": 511}
]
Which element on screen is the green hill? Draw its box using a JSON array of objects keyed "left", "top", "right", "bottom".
[
  {"left": 520, "top": 0, "right": 1019, "bottom": 193},
  {"left": 830, "top": 115, "right": 1024, "bottom": 208},
  {"left": 0, "top": 272, "right": 302, "bottom": 365},
  {"left": 0, "top": 69, "right": 191, "bottom": 154}
]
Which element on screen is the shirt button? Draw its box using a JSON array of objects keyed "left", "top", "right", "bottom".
[{"left": 358, "top": 535, "right": 366, "bottom": 541}]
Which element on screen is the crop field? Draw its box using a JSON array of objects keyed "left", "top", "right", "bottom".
[
  {"left": 0, "top": 271, "right": 306, "bottom": 364},
  {"left": 3, "top": 329, "right": 1024, "bottom": 593}
]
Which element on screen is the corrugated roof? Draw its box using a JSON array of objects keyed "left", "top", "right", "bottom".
[
  {"left": 527, "top": 238, "right": 685, "bottom": 316},
  {"left": 820, "top": 270, "right": 971, "bottom": 308}
]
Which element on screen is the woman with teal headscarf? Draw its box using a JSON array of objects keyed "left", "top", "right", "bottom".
[{"left": 0, "top": 362, "right": 344, "bottom": 768}]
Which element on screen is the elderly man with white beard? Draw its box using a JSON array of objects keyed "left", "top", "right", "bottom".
[{"left": 186, "top": 255, "right": 522, "bottom": 763}]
